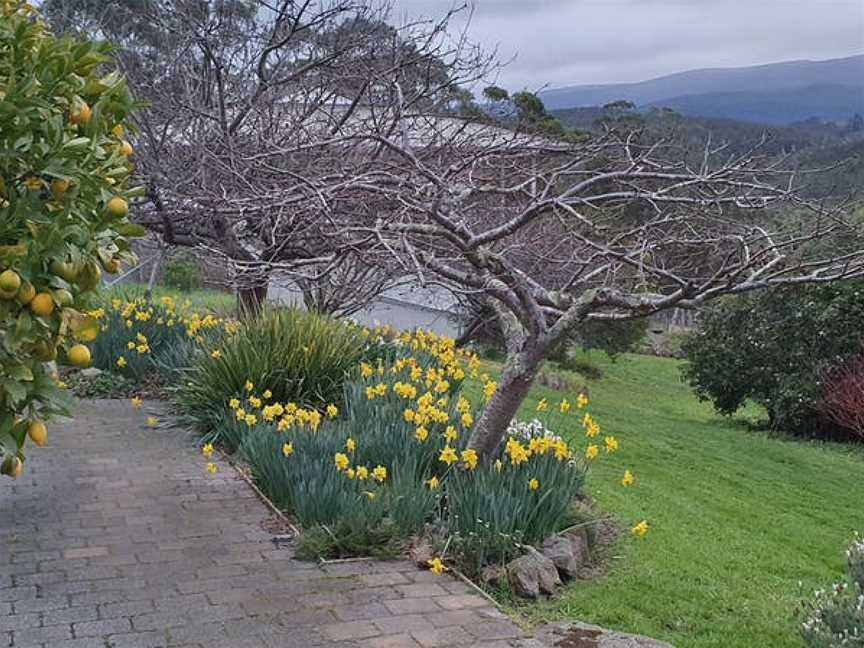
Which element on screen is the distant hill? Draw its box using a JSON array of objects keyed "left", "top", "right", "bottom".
[{"left": 539, "top": 55, "right": 864, "bottom": 124}]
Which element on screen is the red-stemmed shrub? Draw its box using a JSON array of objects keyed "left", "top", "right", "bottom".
[{"left": 818, "top": 355, "right": 864, "bottom": 440}]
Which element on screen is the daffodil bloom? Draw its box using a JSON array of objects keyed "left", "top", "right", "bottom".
[
  {"left": 495, "top": 459, "right": 503, "bottom": 472},
  {"left": 146, "top": 416, "right": 158, "bottom": 428},
  {"left": 631, "top": 520, "right": 650, "bottom": 537},
  {"left": 244, "top": 414, "right": 257, "bottom": 427},
  {"left": 427, "top": 557, "right": 448, "bottom": 575},
  {"left": 229, "top": 398, "right": 241, "bottom": 409},
  {"left": 202, "top": 443, "right": 214, "bottom": 458},
  {"left": 426, "top": 476, "right": 440, "bottom": 490},
  {"left": 444, "top": 425, "right": 459, "bottom": 443},
  {"left": 460, "top": 412, "right": 473, "bottom": 428},
  {"left": 235, "top": 408, "right": 246, "bottom": 421},
  {"left": 334, "top": 453, "right": 350, "bottom": 471},
  {"left": 127, "top": 341, "right": 135, "bottom": 350},
  {"left": 282, "top": 442, "right": 294, "bottom": 457},
  {"left": 403, "top": 408, "right": 416, "bottom": 423},
  {"left": 249, "top": 396, "right": 262, "bottom": 409},
  {"left": 577, "top": 393, "right": 589, "bottom": 409},
  {"left": 345, "top": 438, "right": 356, "bottom": 452},
  {"left": 528, "top": 478, "right": 540, "bottom": 491},
  {"left": 372, "top": 465, "right": 387, "bottom": 482},
  {"left": 206, "top": 463, "right": 217, "bottom": 474},
  {"left": 483, "top": 381, "right": 497, "bottom": 402},
  {"left": 356, "top": 465, "right": 369, "bottom": 480},
  {"left": 130, "top": 397, "right": 143, "bottom": 409},
  {"left": 363, "top": 491, "right": 376, "bottom": 500},
  {"left": 245, "top": 381, "right": 254, "bottom": 392},
  {"left": 439, "top": 445, "right": 458, "bottom": 466},
  {"left": 559, "top": 398, "right": 571, "bottom": 413},
  {"left": 622, "top": 469, "right": 634, "bottom": 486},
  {"left": 461, "top": 449, "right": 478, "bottom": 470},
  {"left": 360, "top": 362, "right": 373, "bottom": 378},
  {"left": 211, "top": 350, "right": 222, "bottom": 359},
  {"left": 605, "top": 436, "right": 619, "bottom": 453},
  {"left": 346, "top": 468, "right": 356, "bottom": 479},
  {"left": 585, "top": 444, "right": 599, "bottom": 459},
  {"left": 116, "top": 356, "right": 127, "bottom": 368},
  {"left": 536, "top": 398, "right": 548, "bottom": 412},
  {"left": 326, "top": 404, "right": 338, "bottom": 418},
  {"left": 263, "top": 389, "right": 272, "bottom": 399},
  {"left": 415, "top": 426, "right": 429, "bottom": 442}
]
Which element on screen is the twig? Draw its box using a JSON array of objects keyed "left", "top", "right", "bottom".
[
  {"left": 221, "top": 451, "right": 300, "bottom": 537},
  {"left": 451, "top": 567, "right": 503, "bottom": 609}
]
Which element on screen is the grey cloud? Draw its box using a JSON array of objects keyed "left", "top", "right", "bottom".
[{"left": 390, "top": 0, "right": 864, "bottom": 89}]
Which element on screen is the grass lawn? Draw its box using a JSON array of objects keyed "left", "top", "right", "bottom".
[
  {"left": 102, "top": 282, "right": 236, "bottom": 312},
  {"left": 463, "top": 352, "right": 864, "bottom": 648}
]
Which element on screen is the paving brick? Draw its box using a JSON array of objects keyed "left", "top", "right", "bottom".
[
  {"left": 374, "top": 614, "right": 436, "bottom": 635},
  {"left": 11, "top": 623, "right": 74, "bottom": 645},
  {"left": 411, "top": 626, "right": 476, "bottom": 647},
  {"left": 363, "top": 634, "right": 423, "bottom": 648},
  {"left": 73, "top": 617, "right": 134, "bottom": 637},
  {"left": 63, "top": 546, "right": 109, "bottom": 560},
  {"left": 397, "top": 583, "right": 450, "bottom": 598},
  {"left": 432, "top": 594, "right": 490, "bottom": 610},
  {"left": 42, "top": 605, "right": 100, "bottom": 626},
  {"left": 384, "top": 597, "right": 442, "bottom": 616},
  {"left": 323, "top": 620, "right": 382, "bottom": 641}
]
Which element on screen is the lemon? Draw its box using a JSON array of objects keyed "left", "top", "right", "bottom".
[
  {"left": 30, "top": 292, "right": 55, "bottom": 317},
  {"left": 67, "top": 344, "right": 91, "bottom": 367},
  {"left": 53, "top": 288, "right": 74, "bottom": 308},
  {"left": 28, "top": 420, "right": 47, "bottom": 447},
  {"left": 16, "top": 280, "right": 35, "bottom": 304},
  {"left": 112, "top": 124, "right": 124, "bottom": 138},
  {"left": 12, "top": 457, "right": 23, "bottom": 479},
  {"left": 118, "top": 141, "right": 133, "bottom": 157},
  {"left": 70, "top": 101, "right": 92, "bottom": 126},
  {"left": 106, "top": 196, "right": 128, "bottom": 219},
  {"left": 51, "top": 178, "right": 70, "bottom": 199},
  {"left": 102, "top": 257, "right": 120, "bottom": 274},
  {"left": 49, "top": 259, "right": 78, "bottom": 282},
  {"left": 0, "top": 269, "right": 21, "bottom": 296}
]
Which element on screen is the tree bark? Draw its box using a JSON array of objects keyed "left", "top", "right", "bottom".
[
  {"left": 467, "top": 340, "right": 548, "bottom": 458},
  {"left": 237, "top": 276, "right": 268, "bottom": 315}
]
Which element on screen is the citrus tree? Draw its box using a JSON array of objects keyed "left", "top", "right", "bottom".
[{"left": 0, "top": 1, "right": 142, "bottom": 478}]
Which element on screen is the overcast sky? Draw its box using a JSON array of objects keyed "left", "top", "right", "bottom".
[{"left": 389, "top": 0, "right": 864, "bottom": 91}]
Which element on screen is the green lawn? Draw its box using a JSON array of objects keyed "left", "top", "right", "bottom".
[
  {"left": 463, "top": 352, "right": 864, "bottom": 648},
  {"left": 102, "top": 282, "right": 236, "bottom": 312}
]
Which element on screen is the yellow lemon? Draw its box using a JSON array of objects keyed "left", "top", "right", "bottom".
[
  {"left": 16, "top": 280, "right": 35, "bottom": 305},
  {"left": 70, "top": 101, "right": 92, "bottom": 126},
  {"left": 28, "top": 420, "right": 47, "bottom": 447},
  {"left": 106, "top": 196, "right": 128, "bottom": 219},
  {"left": 49, "top": 259, "right": 78, "bottom": 282},
  {"left": 102, "top": 257, "right": 120, "bottom": 274},
  {"left": 53, "top": 288, "right": 74, "bottom": 308},
  {"left": 67, "top": 344, "right": 91, "bottom": 367},
  {"left": 118, "top": 141, "right": 133, "bottom": 157},
  {"left": 0, "top": 269, "right": 21, "bottom": 296},
  {"left": 51, "top": 178, "right": 70, "bottom": 199},
  {"left": 30, "top": 292, "right": 55, "bottom": 317}
]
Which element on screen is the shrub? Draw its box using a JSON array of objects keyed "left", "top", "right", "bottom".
[
  {"left": 163, "top": 253, "right": 200, "bottom": 292},
  {"left": 818, "top": 355, "right": 864, "bottom": 439},
  {"left": 176, "top": 307, "right": 367, "bottom": 433},
  {"left": 682, "top": 284, "right": 864, "bottom": 439},
  {"left": 0, "top": 3, "right": 139, "bottom": 477},
  {"left": 800, "top": 533, "right": 864, "bottom": 648}
]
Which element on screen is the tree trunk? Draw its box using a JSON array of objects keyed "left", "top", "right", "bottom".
[
  {"left": 467, "top": 341, "right": 547, "bottom": 458},
  {"left": 237, "top": 279, "right": 268, "bottom": 315}
]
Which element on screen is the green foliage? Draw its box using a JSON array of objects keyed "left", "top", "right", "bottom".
[
  {"left": 64, "top": 368, "right": 137, "bottom": 399},
  {"left": 800, "top": 534, "right": 864, "bottom": 648},
  {"left": 0, "top": 2, "right": 140, "bottom": 476},
  {"left": 162, "top": 253, "right": 200, "bottom": 292},
  {"left": 550, "top": 318, "right": 649, "bottom": 366},
  {"left": 446, "top": 449, "right": 587, "bottom": 571},
  {"left": 682, "top": 284, "right": 864, "bottom": 438},
  {"left": 176, "top": 308, "right": 367, "bottom": 433}
]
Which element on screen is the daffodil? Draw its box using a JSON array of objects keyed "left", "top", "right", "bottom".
[
  {"left": 426, "top": 476, "right": 440, "bottom": 490},
  {"left": 202, "top": 443, "right": 214, "bottom": 458},
  {"left": 206, "top": 462, "right": 217, "bottom": 474},
  {"left": 585, "top": 444, "right": 599, "bottom": 460},
  {"left": 559, "top": 398, "right": 571, "bottom": 413},
  {"left": 334, "top": 453, "right": 350, "bottom": 471},
  {"left": 355, "top": 465, "right": 369, "bottom": 480},
  {"left": 528, "top": 478, "right": 540, "bottom": 491},
  {"left": 345, "top": 438, "right": 356, "bottom": 452},
  {"left": 282, "top": 442, "right": 294, "bottom": 457},
  {"left": 631, "top": 520, "right": 650, "bottom": 537},
  {"left": 461, "top": 448, "right": 478, "bottom": 470},
  {"left": 372, "top": 465, "right": 387, "bottom": 482},
  {"left": 622, "top": 469, "right": 634, "bottom": 487},
  {"left": 211, "top": 350, "right": 222, "bottom": 359},
  {"left": 427, "top": 557, "right": 448, "bottom": 575},
  {"left": 415, "top": 426, "right": 429, "bottom": 442},
  {"left": 577, "top": 392, "right": 589, "bottom": 409},
  {"left": 116, "top": 356, "right": 127, "bottom": 368},
  {"left": 604, "top": 436, "right": 619, "bottom": 453},
  {"left": 439, "top": 446, "right": 458, "bottom": 466},
  {"left": 130, "top": 397, "right": 143, "bottom": 409},
  {"left": 326, "top": 404, "right": 338, "bottom": 418},
  {"left": 146, "top": 416, "right": 158, "bottom": 428}
]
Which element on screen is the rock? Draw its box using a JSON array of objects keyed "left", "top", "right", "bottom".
[
  {"left": 541, "top": 535, "right": 581, "bottom": 579},
  {"left": 409, "top": 538, "right": 433, "bottom": 567},
  {"left": 80, "top": 367, "right": 103, "bottom": 378},
  {"left": 506, "top": 550, "right": 561, "bottom": 598},
  {"left": 532, "top": 621, "right": 676, "bottom": 648},
  {"left": 480, "top": 564, "right": 506, "bottom": 587}
]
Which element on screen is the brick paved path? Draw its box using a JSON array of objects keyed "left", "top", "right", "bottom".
[{"left": 1, "top": 400, "right": 530, "bottom": 648}]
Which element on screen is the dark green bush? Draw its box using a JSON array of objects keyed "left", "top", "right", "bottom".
[
  {"left": 176, "top": 308, "right": 367, "bottom": 432},
  {"left": 163, "top": 254, "right": 201, "bottom": 292},
  {"left": 682, "top": 283, "right": 864, "bottom": 439}
]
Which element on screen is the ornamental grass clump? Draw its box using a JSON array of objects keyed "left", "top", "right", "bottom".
[
  {"left": 177, "top": 307, "right": 366, "bottom": 432},
  {"left": 800, "top": 534, "right": 864, "bottom": 648}
]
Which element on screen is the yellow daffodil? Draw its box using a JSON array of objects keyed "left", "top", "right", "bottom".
[
  {"left": 130, "top": 397, "right": 143, "bottom": 409},
  {"left": 415, "top": 426, "right": 429, "bottom": 442},
  {"left": 146, "top": 416, "right": 158, "bottom": 428},
  {"left": 245, "top": 380, "right": 254, "bottom": 392},
  {"left": 444, "top": 425, "right": 458, "bottom": 442},
  {"left": 439, "top": 445, "right": 458, "bottom": 466},
  {"left": 559, "top": 398, "right": 571, "bottom": 413},
  {"left": 426, "top": 476, "right": 440, "bottom": 490},
  {"left": 536, "top": 398, "right": 548, "bottom": 412},
  {"left": 427, "top": 557, "right": 448, "bottom": 575},
  {"left": 211, "top": 350, "right": 222, "bottom": 359},
  {"left": 605, "top": 436, "right": 619, "bottom": 453},
  {"left": 282, "top": 442, "right": 294, "bottom": 457},
  {"left": 202, "top": 443, "right": 214, "bottom": 458},
  {"left": 461, "top": 448, "right": 478, "bottom": 470},
  {"left": 326, "top": 404, "right": 338, "bottom": 418},
  {"left": 483, "top": 380, "right": 497, "bottom": 402},
  {"left": 372, "top": 465, "right": 387, "bottom": 482},
  {"left": 585, "top": 444, "right": 599, "bottom": 460},
  {"left": 263, "top": 389, "right": 272, "bottom": 399},
  {"left": 577, "top": 392, "right": 589, "bottom": 409},
  {"left": 334, "top": 453, "right": 350, "bottom": 471},
  {"left": 345, "top": 438, "right": 356, "bottom": 452},
  {"left": 206, "top": 462, "right": 217, "bottom": 474},
  {"left": 229, "top": 398, "right": 241, "bottom": 409},
  {"left": 116, "top": 356, "right": 127, "bottom": 368},
  {"left": 622, "top": 469, "right": 634, "bottom": 487},
  {"left": 528, "top": 478, "right": 540, "bottom": 491},
  {"left": 632, "top": 520, "right": 650, "bottom": 537},
  {"left": 356, "top": 465, "right": 369, "bottom": 480}
]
